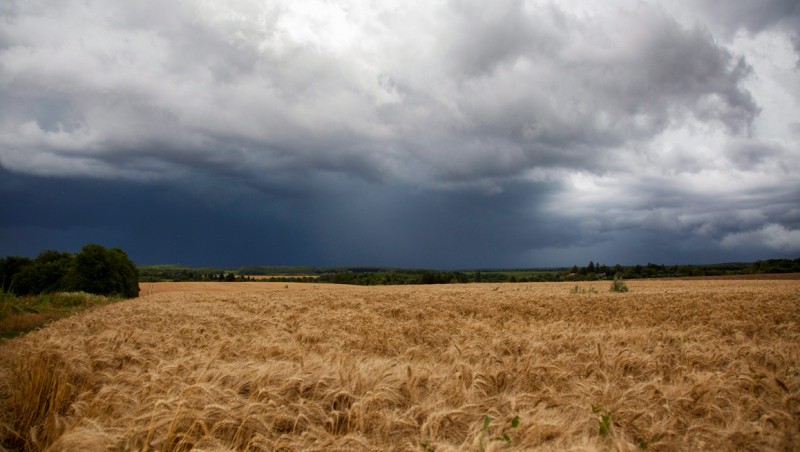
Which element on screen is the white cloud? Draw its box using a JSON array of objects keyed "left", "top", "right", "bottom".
[
  {"left": 0, "top": 0, "right": 768, "bottom": 184},
  {"left": 721, "top": 224, "right": 800, "bottom": 253}
]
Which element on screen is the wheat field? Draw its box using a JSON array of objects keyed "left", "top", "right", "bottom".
[{"left": 1, "top": 278, "right": 799, "bottom": 451}]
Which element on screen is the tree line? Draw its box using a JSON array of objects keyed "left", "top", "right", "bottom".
[
  {"left": 135, "top": 258, "right": 800, "bottom": 286},
  {"left": 290, "top": 258, "right": 800, "bottom": 285},
  {"left": 316, "top": 269, "right": 563, "bottom": 285},
  {"left": 0, "top": 244, "right": 139, "bottom": 298},
  {"left": 566, "top": 258, "right": 800, "bottom": 280},
  {"left": 138, "top": 266, "right": 252, "bottom": 282}
]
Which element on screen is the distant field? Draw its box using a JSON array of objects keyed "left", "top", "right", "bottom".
[
  {"left": 675, "top": 272, "right": 800, "bottom": 280},
  {"left": 138, "top": 280, "right": 322, "bottom": 296},
  {"left": 245, "top": 275, "right": 321, "bottom": 281},
  {"left": 137, "top": 281, "right": 305, "bottom": 296},
  {"left": 2, "top": 279, "right": 799, "bottom": 450}
]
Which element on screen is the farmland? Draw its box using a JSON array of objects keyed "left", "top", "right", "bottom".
[{"left": 1, "top": 278, "right": 799, "bottom": 450}]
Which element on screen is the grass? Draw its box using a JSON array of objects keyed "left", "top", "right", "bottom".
[
  {"left": 477, "top": 415, "right": 520, "bottom": 451},
  {"left": 592, "top": 404, "right": 612, "bottom": 438},
  {"left": 0, "top": 292, "right": 116, "bottom": 340},
  {"left": 570, "top": 284, "right": 598, "bottom": 294},
  {"left": 1, "top": 279, "right": 799, "bottom": 450}
]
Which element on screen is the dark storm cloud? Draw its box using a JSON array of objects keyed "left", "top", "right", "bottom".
[
  {"left": 0, "top": 168, "right": 564, "bottom": 268},
  {"left": 0, "top": 169, "right": 318, "bottom": 266},
  {"left": 1, "top": 0, "right": 798, "bottom": 266}
]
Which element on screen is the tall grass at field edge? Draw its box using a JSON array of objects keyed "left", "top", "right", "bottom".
[{"left": 0, "top": 292, "right": 116, "bottom": 340}]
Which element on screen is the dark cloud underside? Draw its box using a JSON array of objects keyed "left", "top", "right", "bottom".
[{"left": 1, "top": 0, "right": 798, "bottom": 266}]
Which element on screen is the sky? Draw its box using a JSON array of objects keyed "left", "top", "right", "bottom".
[{"left": 1, "top": 0, "right": 799, "bottom": 269}]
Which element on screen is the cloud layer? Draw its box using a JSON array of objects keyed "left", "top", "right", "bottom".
[{"left": 1, "top": 0, "right": 798, "bottom": 266}]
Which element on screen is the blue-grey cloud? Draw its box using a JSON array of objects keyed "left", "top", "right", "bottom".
[
  {"left": 0, "top": 0, "right": 798, "bottom": 266},
  {"left": 694, "top": 0, "right": 800, "bottom": 35}
]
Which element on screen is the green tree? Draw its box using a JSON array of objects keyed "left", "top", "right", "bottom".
[
  {"left": 72, "top": 244, "right": 139, "bottom": 298},
  {"left": 0, "top": 256, "right": 32, "bottom": 293},
  {"left": 107, "top": 247, "right": 140, "bottom": 297},
  {"left": 10, "top": 251, "right": 74, "bottom": 295}
]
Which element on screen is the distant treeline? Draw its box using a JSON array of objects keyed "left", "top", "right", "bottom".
[
  {"left": 317, "top": 269, "right": 559, "bottom": 285},
  {"left": 139, "top": 264, "right": 249, "bottom": 283},
  {"left": 136, "top": 258, "right": 800, "bottom": 285},
  {"left": 0, "top": 244, "right": 139, "bottom": 298},
  {"left": 566, "top": 259, "right": 800, "bottom": 280}
]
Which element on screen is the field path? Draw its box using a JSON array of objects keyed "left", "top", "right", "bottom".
[{"left": 139, "top": 282, "right": 154, "bottom": 297}]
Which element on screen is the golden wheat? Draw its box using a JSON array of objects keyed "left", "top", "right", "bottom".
[{"left": 1, "top": 279, "right": 799, "bottom": 451}]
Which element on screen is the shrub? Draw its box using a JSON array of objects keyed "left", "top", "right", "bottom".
[{"left": 610, "top": 276, "right": 629, "bottom": 293}]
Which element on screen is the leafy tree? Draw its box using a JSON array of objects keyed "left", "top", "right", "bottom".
[
  {"left": 10, "top": 251, "right": 74, "bottom": 295},
  {"left": 419, "top": 271, "right": 442, "bottom": 284},
  {"left": 106, "top": 247, "right": 140, "bottom": 297},
  {"left": 72, "top": 244, "right": 139, "bottom": 298},
  {"left": 0, "top": 256, "right": 32, "bottom": 293}
]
